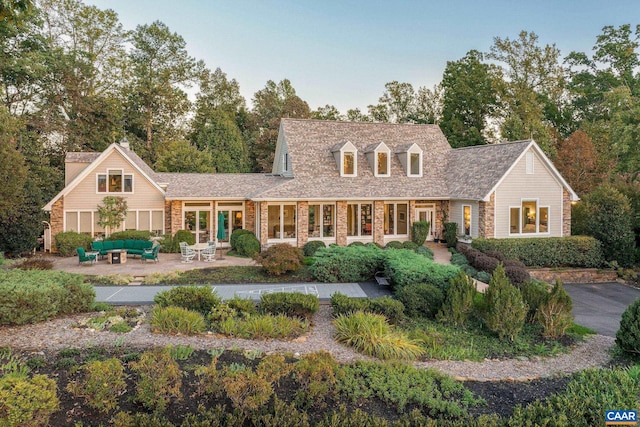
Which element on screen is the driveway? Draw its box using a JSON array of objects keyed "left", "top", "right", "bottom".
[{"left": 565, "top": 282, "right": 640, "bottom": 337}]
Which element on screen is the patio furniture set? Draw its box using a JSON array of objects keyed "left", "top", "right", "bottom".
[
  {"left": 76, "top": 239, "right": 160, "bottom": 265},
  {"left": 179, "top": 241, "right": 216, "bottom": 263}
]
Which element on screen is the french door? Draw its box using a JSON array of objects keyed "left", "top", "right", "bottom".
[{"left": 414, "top": 207, "right": 435, "bottom": 241}]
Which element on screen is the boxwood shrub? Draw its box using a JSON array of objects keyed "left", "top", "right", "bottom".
[
  {"left": 154, "top": 286, "right": 221, "bottom": 315},
  {"left": 303, "top": 240, "right": 326, "bottom": 257},
  {"left": 382, "top": 249, "right": 460, "bottom": 291},
  {"left": 259, "top": 292, "right": 319, "bottom": 320},
  {"left": 311, "top": 245, "right": 385, "bottom": 282},
  {"left": 472, "top": 236, "right": 604, "bottom": 267},
  {"left": 107, "top": 230, "right": 151, "bottom": 241},
  {"left": 236, "top": 233, "right": 260, "bottom": 257},
  {"left": 230, "top": 229, "right": 252, "bottom": 251},
  {"left": 395, "top": 282, "right": 444, "bottom": 318},
  {"left": 54, "top": 231, "right": 93, "bottom": 257}
]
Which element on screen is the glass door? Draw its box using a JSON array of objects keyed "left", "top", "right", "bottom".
[
  {"left": 184, "top": 203, "right": 212, "bottom": 243},
  {"left": 216, "top": 203, "right": 244, "bottom": 246},
  {"left": 415, "top": 208, "right": 434, "bottom": 241}
]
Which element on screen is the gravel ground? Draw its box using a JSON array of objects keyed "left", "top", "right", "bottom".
[{"left": 0, "top": 305, "right": 614, "bottom": 381}]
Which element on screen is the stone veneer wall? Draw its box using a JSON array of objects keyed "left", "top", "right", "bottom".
[
  {"left": 169, "top": 201, "right": 182, "bottom": 235},
  {"left": 373, "top": 201, "right": 385, "bottom": 246},
  {"left": 336, "top": 201, "right": 347, "bottom": 246},
  {"left": 297, "top": 202, "right": 308, "bottom": 247},
  {"left": 408, "top": 200, "right": 416, "bottom": 242},
  {"left": 528, "top": 268, "right": 617, "bottom": 284},
  {"left": 435, "top": 200, "right": 449, "bottom": 238},
  {"left": 245, "top": 201, "right": 256, "bottom": 234},
  {"left": 478, "top": 193, "right": 495, "bottom": 238},
  {"left": 259, "top": 202, "right": 269, "bottom": 248},
  {"left": 50, "top": 197, "right": 64, "bottom": 253},
  {"left": 563, "top": 189, "right": 571, "bottom": 237}
]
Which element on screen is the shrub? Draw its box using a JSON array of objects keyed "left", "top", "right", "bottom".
[
  {"left": 107, "top": 230, "right": 151, "bottom": 241},
  {"left": 475, "top": 271, "right": 491, "bottom": 283},
  {"left": 151, "top": 306, "right": 206, "bottom": 335},
  {"left": 616, "top": 298, "right": 640, "bottom": 355},
  {"left": 415, "top": 245, "right": 434, "bottom": 259},
  {"left": 443, "top": 222, "right": 458, "bottom": 248},
  {"left": 303, "top": 240, "right": 326, "bottom": 257},
  {"left": 450, "top": 253, "right": 469, "bottom": 266},
  {"left": 293, "top": 351, "right": 339, "bottom": 409},
  {"left": 230, "top": 229, "right": 252, "bottom": 251},
  {"left": 154, "top": 286, "right": 221, "bottom": 315},
  {"left": 483, "top": 264, "right": 527, "bottom": 341},
  {"left": 333, "top": 311, "right": 424, "bottom": 360},
  {"left": 159, "top": 233, "right": 178, "bottom": 253},
  {"left": 254, "top": 243, "right": 304, "bottom": 276},
  {"left": 259, "top": 292, "right": 319, "bottom": 320},
  {"left": 401, "top": 241, "right": 419, "bottom": 250},
  {"left": 385, "top": 241, "right": 404, "bottom": 249},
  {"left": 14, "top": 257, "right": 53, "bottom": 270},
  {"left": 437, "top": 272, "right": 476, "bottom": 326},
  {"left": 504, "top": 265, "right": 531, "bottom": 286},
  {"left": 520, "top": 280, "right": 550, "bottom": 323},
  {"left": 174, "top": 229, "right": 195, "bottom": 246},
  {"left": 395, "top": 282, "right": 444, "bottom": 318},
  {"left": 235, "top": 233, "right": 260, "bottom": 257},
  {"left": 54, "top": 231, "right": 93, "bottom": 256},
  {"left": 484, "top": 250, "right": 507, "bottom": 262},
  {"left": 131, "top": 348, "right": 182, "bottom": 414},
  {"left": 227, "top": 296, "right": 257, "bottom": 316},
  {"left": 411, "top": 221, "right": 430, "bottom": 246},
  {"left": 348, "top": 241, "right": 365, "bottom": 247},
  {"left": 472, "top": 236, "right": 604, "bottom": 268},
  {"left": 536, "top": 280, "right": 573, "bottom": 339},
  {"left": 330, "top": 292, "right": 371, "bottom": 317},
  {"left": 382, "top": 249, "right": 459, "bottom": 291},
  {"left": 369, "top": 296, "right": 405, "bottom": 324},
  {"left": 473, "top": 254, "right": 500, "bottom": 274},
  {"left": 217, "top": 313, "right": 309, "bottom": 339},
  {"left": 311, "top": 245, "right": 385, "bottom": 282},
  {"left": 0, "top": 374, "right": 59, "bottom": 427},
  {"left": 66, "top": 358, "right": 126, "bottom": 413},
  {"left": 221, "top": 364, "right": 273, "bottom": 414}
]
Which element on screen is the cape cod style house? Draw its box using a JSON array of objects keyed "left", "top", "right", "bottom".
[{"left": 43, "top": 119, "right": 578, "bottom": 251}]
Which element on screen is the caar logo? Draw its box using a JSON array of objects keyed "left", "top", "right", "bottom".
[{"left": 606, "top": 410, "right": 638, "bottom": 425}]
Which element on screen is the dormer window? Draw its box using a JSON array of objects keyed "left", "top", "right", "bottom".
[
  {"left": 410, "top": 152, "right": 421, "bottom": 176},
  {"left": 396, "top": 143, "right": 423, "bottom": 177},
  {"left": 364, "top": 142, "right": 390, "bottom": 177},
  {"left": 331, "top": 141, "right": 358, "bottom": 177},
  {"left": 377, "top": 151, "right": 389, "bottom": 176}
]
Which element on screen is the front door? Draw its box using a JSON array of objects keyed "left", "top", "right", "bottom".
[
  {"left": 216, "top": 203, "right": 244, "bottom": 247},
  {"left": 415, "top": 208, "right": 435, "bottom": 241}
]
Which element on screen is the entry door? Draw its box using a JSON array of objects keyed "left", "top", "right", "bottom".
[
  {"left": 415, "top": 208, "right": 435, "bottom": 241},
  {"left": 184, "top": 210, "right": 211, "bottom": 243},
  {"left": 216, "top": 207, "right": 244, "bottom": 246}
]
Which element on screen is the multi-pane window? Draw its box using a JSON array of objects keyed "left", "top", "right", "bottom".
[
  {"left": 268, "top": 204, "right": 296, "bottom": 239},
  {"left": 98, "top": 170, "right": 133, "bottom": 193},
  {"left": 347, "top": 203, "right": 373, "bottom": 236},
  {"left": 343, "top": 152, "right": 355, "bottom": 175},
  {"left": 510, "top": 201, "right": 549, "bottom": 234},
  {"left": 308, "top": 204, "right": 335, "bottom": 238},
  {"left": 377, "top": 151, "right": 389, "bottom": 176},
  {"left": 384, "top": 203, "right": 408, "bottom": 235}
]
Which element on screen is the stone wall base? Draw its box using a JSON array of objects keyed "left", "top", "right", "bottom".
[{"left": 528, "top": 268, "right": 618, "bottom": 284}]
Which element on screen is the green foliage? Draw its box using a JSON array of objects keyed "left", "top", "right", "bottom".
[
  {"left": 54, "top": 231, "right": 93, "bottom": 257},
  {"left": 154, "top": 285, "right": 221, "bottom": 315},
  {"left": 235, "top": 233, "right": 260, "bottom": 257},
  {"left": 536, "top": 280, "right": 573, "bottom": 339},
  {"left": 385, "top": 240, "right": 404, "bottom": 249},
  {"left": 154, "top": 140, "right": 216, "bottom": 173},
  {"left": 415, "top": 245, "right": 434, "bottom": 259},
  {"left": 311, "top": 245, "right": 385, "bottom": 282},
  {"left": 507, "top": 367, "right": 640, "bottom": 427},
  {"left": 0, "top": 374, "right": 59, "bottom": 427},
  {"left": 330, "top": 292, "right": 372, "bottom": 317},
  {"left": 450, "top": 253, "right": 469, "bottom": 266},
  {"left": 216, "top": 313, "right": 309, "bottom": 339},
  {"left": 396, "top": 282, "right": 444, "bottom": 319},
  {"left": 131, "top": 348, "right": 182, "bottom": 414},
  {"left": 174, "top": 229, "right": 196, "bottom": 246},
  {"left": 411, "top": 221, "right": 431, "bottom": 246},
  {"left": 382, "top": 249, "right": 460, "bottom": 290},
  {"left": 333, "top": 311, "right": 424, "bottom": 360},
  {"left": 520, "top": 280, "right": 550, "bottom": 323},
  {"left": 97, "top": 196, "right": 128, "bottom": 236},
  {"left": 616, "top": 298, "right": 640, "bottom": 355},
  {"left": 293, "top": 351, "right": 339, "bottom": 409},
  {"left": 229, "top": 228, "right": 252, "bottom": 251},
  {"left": 66, "top": 358, "right": 126, "bottom": 414},
  {"left": 0, "top": 270, "right": 94, "bottom": 325},
  {"left": 151, "top": 306, "right": 206, "bottom": 335},
  {"left": 107, "top": 230, "right": 152, "bottom": 240},
  {"left": 443, "top": 222, "right": 458, "bottom": 248},
  {"left": 472, "top": 236, "right": 604, "bottom": 267},
  {"left": 401, "top": 241, "right": 419, "bottom": 250},
  {"left": 437, "top": 272, "right": 476, "bottom": 326},
  {"left": 303, "top": 240, "right": 326, "bottom": 257},
  {"left": 254, "top": 243, "right": 304, "bottom": 276},
  {"left": 191, "top": 109, "right": 249, "bottom": 173},
  {"left": 159, "top": 233, "right": 179, "bottom": 253},
  {"left": 483, "top": 264, "right": 527, "bottom": 341},
  {"left": 370, "top": 297, "right": 405, "bottom": 324},
  {"left": 226, "top": 296, "right": 257, "bottom": 316},
  {"left": 259, "top": 292, "right": 319, "bottom": 320},
  {"left": 169, "top": 344, "right": 195, "bottom": 361},
  {"left": 220, "top": 364, "right": 273, "bottom": 414}
]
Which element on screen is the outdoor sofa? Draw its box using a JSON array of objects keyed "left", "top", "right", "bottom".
[{"left": 91, "top": 239, "right": 153, "bottom": 258}]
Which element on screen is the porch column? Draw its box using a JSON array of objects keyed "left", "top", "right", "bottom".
[
  {"left": 50, "top": 197, "right": 64, "bottom": 253},
  {"left": 373, "top": 201, "right": 385, "bottom": 247},
  {"left": 408, "top": 200, "right": 416, "bottom": 242},
  {"left": 297, "top": 201, "right": 308, "bottom": 248},
  {"left": 478, "top": 193, "right": 495, "bottom": 238},
  {"left": 336, "top": 201, "right": 347, "bottom": 246},
  {"left": 259, "top": 201, "right": 269, "bottom": 248},
  {"left": 169, "top": 201, "right": 182, "bottom": 235},
  {"left": 245, "top": 201, "right": 256, "bottom": 234},
  {"left": 562, "top": 190, "right": 571, "bottom": 236}
]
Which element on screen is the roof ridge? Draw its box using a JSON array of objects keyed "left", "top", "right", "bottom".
[
  {"left": 281, "top": 118, "right": 439, "bottom": 127},
  {"left": 451, "top": 140, "right": 532, "bottom": 151}
]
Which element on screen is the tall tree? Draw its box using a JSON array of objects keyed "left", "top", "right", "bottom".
[
  {"left": 127, "top": 20, "right": 204, "bottom": 157},
  {"left": 346, "top": 108, "right": 371, "bottom": 122},
  {"left": 192, "top": 109, "right": 249, "bottom": 173},
  {"left": 367, "top": 81, "right": 416, "bottom": 123},
  {"left": 440, "top": 50, "right": 498, "bottom": 147},
  {"left": 413, "top": 84, "right": 443, "bottom": 124},
  {"left": 312, "top": 104, "right": 343, "bottom": 121},
  {"left": 154, "top": 139, "right": 215, "bottom": 173},
  {"left": 554, "top": 130, "right": 608, "bottom": 195}
]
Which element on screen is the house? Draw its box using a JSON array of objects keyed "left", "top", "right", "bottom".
[{"left": 43, "top": 119, "right": 578, "bottom": 251}]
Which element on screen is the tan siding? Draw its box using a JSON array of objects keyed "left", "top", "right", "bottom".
[
  {"left": 64, "top": 150, "right": 165, "bottom": 211},
  {"left": 494, "top": 148, "right": 563, "bottom": 238},
  {"left": 450, "top": 200, "right": 479, "bottom": 238},
  {"left": 65, "top": 162, "right": 90, "bottom": 185}
]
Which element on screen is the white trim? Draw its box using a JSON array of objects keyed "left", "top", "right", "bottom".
[
  {"left": 508, "top": 199, "right": 551, "bottom": 236},
  {"left": 307, "top": 202, "right": 336, "bottom": 239},
  {"left": 383, "top": 202, "right": 409, "bottom": 236},
  {"left": 346, "top": 202, "right": 374, "bottom": 237},
  {"left": 267, "top": 202, "right": 297, "bottom": 241},
  {"left": 96, "top": 168, "right": 134, "bottom": 194},
  {"left": 373, "top": 143, "right": 391, "bottom": 177}
]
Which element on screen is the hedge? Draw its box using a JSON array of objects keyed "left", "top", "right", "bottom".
[
  {"left": 381, "top": 249, "right": 460, "bottom": 291},
  {"left": 0, "top": 270, "right": 95, "bottom": 325},
  {"left": 471, "top": 236, "right": 604, "bottom": 268},
  {"left": 311, "top": 245, "right": 386, "bottom": 282},
  {"left": 54, "top": 231, "right": 93, "bottom": 257},
  {"left": 107, "top": 230, "right": 151, "bottom": 241}
]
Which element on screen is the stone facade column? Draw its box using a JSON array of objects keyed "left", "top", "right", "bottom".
[
  {"left": 563, "top": 189, "right": 571, "bottom": 236},
  {"left": 336, "top": 201, "right": 347, "bottom": 246},
  {"left": 50, "top": 197, "right": 64, "bottom": 253},
  {"left": 259, "top": 202, "right": 269, "bottom": 248},
  {"left": 373, "top": 201, "right": 385, "bottom": 246},
  {"left": 297, "top": 202, "right": 308, "bottom": 248},
  {"left": 164, "top": 200, "right": 171, "bottom": 235},
  {"left": 478, "top": 193, "right": 495, "bottom": 238},
  {"left": 170, "top": 201, "right": 182, "bottom": 235},
  {"left": 408, "top": 200, "right": 416, "bottom": 242},
  {"left": 435, "top": 200, "right": 449, "bottom": 238},
  {"left": 245, "top": 201, "right": 256, "bottom": 234}
]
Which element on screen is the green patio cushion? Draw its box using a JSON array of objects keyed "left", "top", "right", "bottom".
[
  {"left": 102, "top": 240, "right": 113, "bottom": 251},
  {"left": 112, "top": 240, "right": 124, "bottom": 249},
  {"left": 125, "top": 239, "right": 135, "bottom": 249},
  {"left": 91, "top": 241, "right": 103, "bottom": 252}
]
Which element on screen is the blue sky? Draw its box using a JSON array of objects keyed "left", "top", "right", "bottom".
[{"left": 85, "top": 0, "right": 639, "bottom": 113}]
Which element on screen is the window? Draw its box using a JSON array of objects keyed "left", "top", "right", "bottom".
[
  {"left": 510, "top": 201, "right": 549, "bottom": 234},
  {"left": 343, "top": 152, "right": 355, "bottom": 175},
  {"left": 347, "top": 203, "right": 372, "bottom": 237},
  {"left": 283, "top": 152, "right": 289, "bottom": 172},
  {"left": 384, "top": 203, "right": 408, "bottom": 235},
  {"left": 268, "top": 204, "right": 296, "bottom": 239},
  {"left": 309, "top": 203, "right": 335, "bottom": 238},
  {"left": 377, "top": 152, "right": 389, "bottom": 176},
  {"left": 463, "top": 205, "right": 471, "bottom": 235},
  {"left": 98, "top": 169, "right": 133, "bottom": 193},
  {"left": 410, "top": 153, "right": 421, "bottom": 176}
]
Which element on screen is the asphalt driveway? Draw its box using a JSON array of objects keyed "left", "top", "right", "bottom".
[{"left": 565, "top": 282, "right": 640, "bottom": 337}]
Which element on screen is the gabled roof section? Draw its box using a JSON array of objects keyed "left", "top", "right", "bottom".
[
  {"left": 395, "top": 142, "right": 420, "bottom": 153},
  {"left": 156, "top": 173, "right": 287, "bottom": 199},
  {"left": 65, "top": 152, "right": 100, "bottom": 163},
  {"left": 44, "top": 143, "right": 164, "bottom": 210},
  {"left": 253, "top": 119, "right": 451, "bottom": 200},
  {"left": 330, "top": 140, "right": 356, "bottom": 152},
  {"left": 363, "top": 141, "right": 387, "bottom": 153}
]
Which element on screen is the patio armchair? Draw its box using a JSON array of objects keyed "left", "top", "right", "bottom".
[
  {"left": 179, "top": 242, "right": 196, "bottom": 263},
  {"left": 141, "top": 245, "right": 160, "bottom": 263},
  {"left": 77, "top": 247, "right": 97, "bottom": 265},
  {"left": 201, "top": 242, "right": 216, "bottom": 262}
]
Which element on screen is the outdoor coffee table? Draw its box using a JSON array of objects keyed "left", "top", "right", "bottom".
[
  {"left": 107, "top": 249, "right": 127, "bottom": 264},
  {"left": 189, "top": 243, "right": 209, "bottom": 261}
]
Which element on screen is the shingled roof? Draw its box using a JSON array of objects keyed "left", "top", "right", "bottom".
[
  {"left": 65, "top": 152, "right": 100, "bottom": 163},
  {"left": 254, "top": 119, "right": 452, "bottom": 200},
  {"left": 157, "top": 173, "right": 286, "bottom": 199},
  {"left": 447, "top": 140, "right": 532, "bottom": 200}
]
